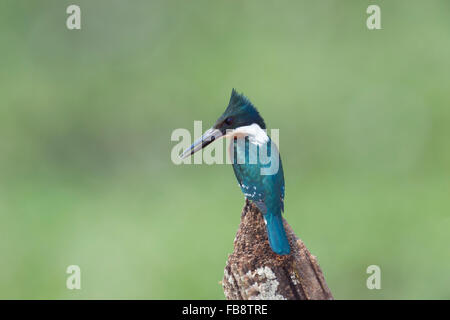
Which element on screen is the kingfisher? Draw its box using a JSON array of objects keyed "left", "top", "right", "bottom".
[{"left": 180, "top": 89, "right": 290, "bottom": 255}]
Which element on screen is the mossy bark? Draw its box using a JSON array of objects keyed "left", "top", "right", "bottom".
[{"left": 222, "top": 200, "right": 333, "bottom": 300}]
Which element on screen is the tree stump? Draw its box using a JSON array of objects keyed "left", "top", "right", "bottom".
[{"left": 222, "top": 200, "right": 333, "bottom": 300}]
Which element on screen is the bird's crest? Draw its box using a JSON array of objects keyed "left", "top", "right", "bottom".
[{"left": 225, "top": 89, "right": 266, "bottom": 129}]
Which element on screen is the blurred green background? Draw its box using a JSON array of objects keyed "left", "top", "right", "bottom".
[{"left": 0, "top": 0, "right": 449, "bottom": 299}]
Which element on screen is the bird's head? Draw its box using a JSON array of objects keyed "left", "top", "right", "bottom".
[
  {"left": 213, "top": 88, "right": 266, "bottom": 133},
  {"left": 180, "top": 89, "right": 266, "bottom": 158}
]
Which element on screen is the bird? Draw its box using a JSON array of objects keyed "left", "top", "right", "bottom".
[{"left": 180, "top": 89, "right": 290, "bottom": 255}]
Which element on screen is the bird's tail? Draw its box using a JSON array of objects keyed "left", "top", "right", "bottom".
[{"left": 264, "top": 213, "right": 291, "bottom": 255}]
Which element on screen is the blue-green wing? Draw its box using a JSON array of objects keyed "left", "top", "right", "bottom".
[{"left": 231, "top": 138, "right": 285, "bottom": 214}]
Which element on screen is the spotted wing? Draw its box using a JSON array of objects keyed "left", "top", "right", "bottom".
[{"left": 230, "top": 138, "right": 285, "bottom": 215}]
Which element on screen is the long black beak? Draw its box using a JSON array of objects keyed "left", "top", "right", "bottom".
[{"left": 180, "top": 128, "right": 223, "bottom": 159}]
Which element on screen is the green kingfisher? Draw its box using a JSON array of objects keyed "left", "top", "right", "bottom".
[{"left": 180, "top": 89, "right": 290, "bottom": 255}]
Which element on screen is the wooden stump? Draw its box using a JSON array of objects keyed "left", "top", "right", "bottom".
[{"left": 222, "top": 200, "right": 333, "bottom": 300}]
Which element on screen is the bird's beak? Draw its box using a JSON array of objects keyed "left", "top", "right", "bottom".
[{"left": 180, "top": 127, "right": 223, "bottom": 159}]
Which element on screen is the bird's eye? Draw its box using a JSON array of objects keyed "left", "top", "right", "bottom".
[{"left": 225, "top": 117, "right": 233, "bottom": 125}]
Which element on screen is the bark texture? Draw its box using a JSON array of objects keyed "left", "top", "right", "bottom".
[{"left": 222, "top": 200, "right": 333, "bottom": 300}]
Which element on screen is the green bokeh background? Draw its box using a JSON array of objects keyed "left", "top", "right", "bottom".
[{"left": 1, "top": 0, "right": 449, "bottom": 299}]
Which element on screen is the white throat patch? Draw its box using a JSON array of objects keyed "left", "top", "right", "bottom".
[{"left": 226, "top": 123, "right": 269, "bottom": 146}]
